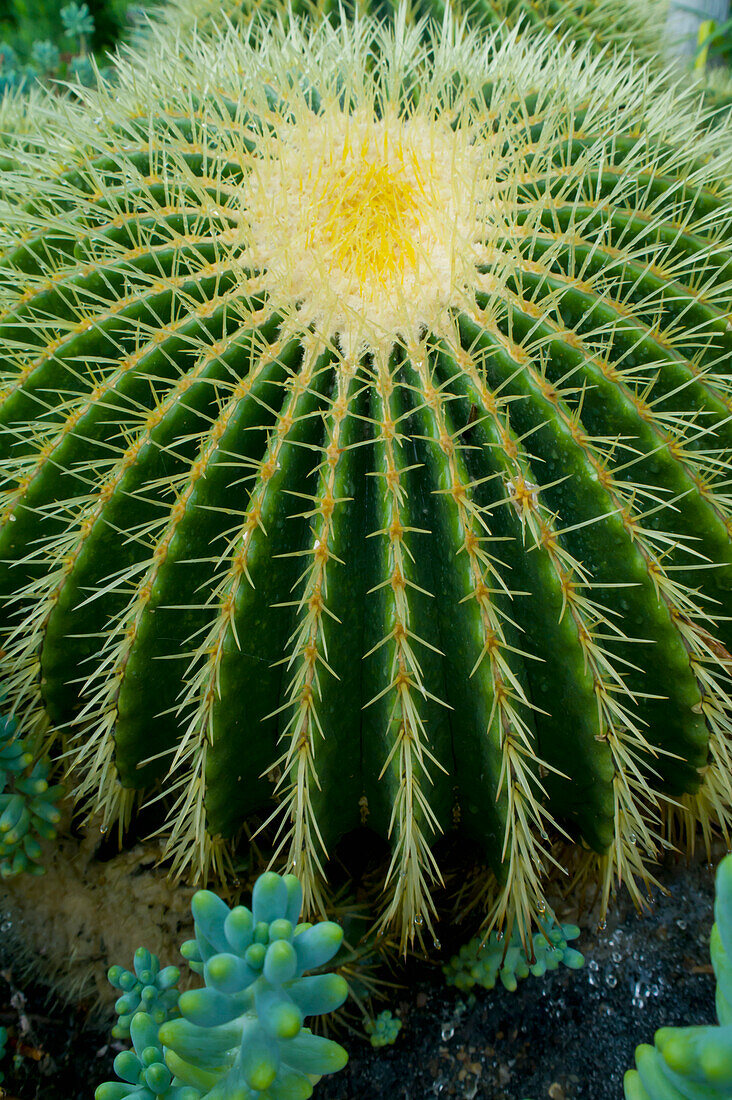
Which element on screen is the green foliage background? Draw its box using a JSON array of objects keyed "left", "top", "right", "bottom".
[{"left": 0, "top": 0, "right": 143, "bottom": 63}]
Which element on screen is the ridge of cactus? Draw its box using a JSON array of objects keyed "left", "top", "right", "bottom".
[
  {"left": 2, "top": 6, "right": 732, "bottom": 951},
  {"left": 624, "top": 852, "right": 732, "bottom": 1100}
]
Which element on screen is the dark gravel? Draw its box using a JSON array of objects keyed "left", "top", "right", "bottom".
[{"left": 0, "top": 853, "right": 719, "bottom": 1100}]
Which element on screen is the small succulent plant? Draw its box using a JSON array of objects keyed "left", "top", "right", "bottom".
[
  {"left": 61, "top": 2, "right": 96, "bottom": 44},
  {"left": 108, "top": 948, "right": 183, "bottom": 1042},
  {"left": 97, "top": 871, "right": 349, "bottom": 1100},
  {"left": 443, "top": 918, "right": 584, "bottom": 995},
  {"left": 0, "top": 705, "right": 62, "bottom": 878},
  {"left": 0, "top": 0, "right": 113, "bottom": 96},
  {"left": 365, "top": 1009, "right": 402, "bottom": 1048},
  {"left": 161, "top": 873, "right": 348, "bottom": 1097},
  {"left": 97, "top": 1011, "right": 202, "bottom": 1100},
  {"left": 624, "top": 852, "right": 732, "bottom": 1099},
  {"left": 0, "top": 42, "right": 24, "bottom": 94},
  {"left": 30, "top": 39, "right": 61, "bottom": 74}
]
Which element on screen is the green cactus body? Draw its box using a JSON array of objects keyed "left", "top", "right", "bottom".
[{"left": 1, "top": 9, "right": 732, "bottom": 946}]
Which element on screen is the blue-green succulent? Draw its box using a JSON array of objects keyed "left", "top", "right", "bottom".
[
  {"left": 443, "top": 918, "right": 584, "bottom": 995},
  {"left": 0, "top": 708, "right": 62, "bottom": 877},
  {"left": 60, "top": 2, "right": 95, "bottom": 40},
  {"left": 97, "top": 1012, "right": 201, "bottom": 1100},
  {"left": 625, "top": 854, "right": 732, "bottom": 1099},
  {"left": 161, "top": 872, "right": 348, "bottom": 1098},
  {"left": 365, "top": 1010, "right": 402, "bottom": 1048},
  {"left": 109, "top": 948, "right": 182, "bottom": 1041},
  {"left": 30, "top": 39, "right": 60, "bottom": 73},
  {"left": 97, "top": 872, "right": 348, "bottom": 1100}
]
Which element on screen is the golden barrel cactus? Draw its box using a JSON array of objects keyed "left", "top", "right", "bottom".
[{"left": 0, "top": 8, "right": 731, "bottom": 948}]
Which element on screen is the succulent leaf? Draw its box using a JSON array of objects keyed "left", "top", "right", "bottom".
[
  {"left": 108, "top": 948, "right": 182, "bottom": 1040},
  {"left": 0, "top": 704, "right": 62, "bottom": 877},
  {"left": 365, "top": 1009, "right": 402, "bottom": 1048},
  {"left": 444, "top": 917, "right": 584, "bottom": 994},
  {"left": 162, "top": 873, "right": 347, "bottom": 1096},
  {"left": 96, "top": 1012, "right": 203, "bottom": 1100},
  {"left": 624, "top": 853, "right": 732, "bottom": 1099}
]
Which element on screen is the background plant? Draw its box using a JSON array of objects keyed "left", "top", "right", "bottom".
[
  {"left": 443, "top": 917, "right": 584, "bottom": 996},
  {"left": 0, "top": 0, "right": 143, "bottom": 92},
  {"left": 0, "top": 702, "right": 62, "bottom": 878}
]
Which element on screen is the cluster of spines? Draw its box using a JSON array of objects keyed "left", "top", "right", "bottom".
[
  {"left": 624, "top": 853, "right": 732, "bottom": 1099},
  {"left": 0, "top": 707, "right": 62, "bottom": 877},
  {"left": 136, "top": 0, "right": 668, "bottom": 64},
  {"left": 108, "top": 949, "right": 182, "bottom": 1041},
  {"left": 443, "top": 918, "right": 584, "bottom": 994}
]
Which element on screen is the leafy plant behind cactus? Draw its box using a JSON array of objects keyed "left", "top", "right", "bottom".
[
  {"left": 1, "top": 7, "right": 732, "bottom": 949},
  {"left": 0, "top": 0, "right": 139, "bottom": 94},
  {"left": 443, "top": 917, "right": 584, "bottom": 994}
]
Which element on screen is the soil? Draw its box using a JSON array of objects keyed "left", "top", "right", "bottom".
[{"left": 0, "top": 851, "right": 721, "bottom": 1100}]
